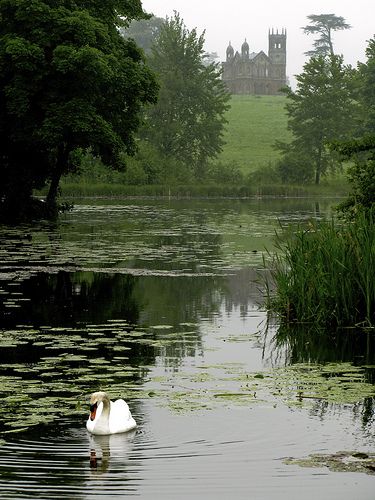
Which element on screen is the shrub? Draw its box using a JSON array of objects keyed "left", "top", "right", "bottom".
[
  {"left": 206, "top": 161, "right": 244, "bottom": 184},
  {"left": 276, "top": 152, "right": 315, "bottom": 184}
]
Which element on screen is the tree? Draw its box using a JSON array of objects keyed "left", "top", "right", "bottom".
[
  {"left": 143, "top": 12, "right": 230, "bottom": 178},
  {"left": 302, "top": 14, "right": 351, "bottom": 57},
  {"left": 275, "top": 55, "right": 357, "bottom": 184},
  {"left": 334, "top": 136, "right": 375, "bottom": 216},
  {"left": 121, "top": 16, "right": 165, "bottom": 54},
  {"left": 333, "top": 37, "right": 375, "bottom": 216},
  {"left": 0, "top": 0, "right": 158, "bottom": 219},
  {"left": 358, "top": 37, "right": 375, "bottom": 131}
]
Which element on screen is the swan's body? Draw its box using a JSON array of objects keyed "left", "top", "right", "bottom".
[{"left": 86, "top": 392, "right": 137, "bottom": 435}]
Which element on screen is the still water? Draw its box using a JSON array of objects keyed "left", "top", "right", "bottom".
[{"left": 0, "top": 199, "right": 373, "bottom": 499}]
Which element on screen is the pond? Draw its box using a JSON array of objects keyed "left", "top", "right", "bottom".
[{"left": 0, "top": 198, "right": 374, "bottom": 499}]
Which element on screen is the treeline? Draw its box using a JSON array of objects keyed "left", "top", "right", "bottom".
[
  {"left": 69, "top": 12, "right": 231, "bottom": 188},
  {"left": 1, "top": 6, "right": 374, "bottom": 220},
  {"left": 69, "top": 13, "right": 375, "bottom": 193}
]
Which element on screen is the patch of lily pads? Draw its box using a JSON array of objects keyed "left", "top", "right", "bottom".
[
  {"left": 0, "top": 203, "right": 271, "bottom": 285},
  {"left": 284, "top": 451, "right": 375, "bottom": 475},
  {"left": 144, "top": 360, "right": 375, "bottom": 414},
  {"left": 0, "top": 319, "right": 206, "bottom": 433},
  {"left": 0, "top": 314, "right": 374, "bottom": 435}
]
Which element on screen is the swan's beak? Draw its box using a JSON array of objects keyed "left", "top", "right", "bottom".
[{"left": 90, "top": 403, "right": 97, "bottom": 421}]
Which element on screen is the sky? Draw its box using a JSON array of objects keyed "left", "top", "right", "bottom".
[{"left": 140, "top": 0, "right": 374, "bottom": 87}]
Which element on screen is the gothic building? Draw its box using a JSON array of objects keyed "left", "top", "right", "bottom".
[{"left": 222, "top": 29, "right": 287, "bottom": 95}]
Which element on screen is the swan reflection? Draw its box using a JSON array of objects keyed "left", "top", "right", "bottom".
[{"left": 88, "top": 429, "right": 136, "bottom": 474}]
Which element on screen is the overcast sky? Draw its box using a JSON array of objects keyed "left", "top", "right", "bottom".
[{"left": 141, "top": 0, "right": 374, "bottom": 87}]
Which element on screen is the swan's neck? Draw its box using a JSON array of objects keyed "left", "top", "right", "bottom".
[
  {"left": 100, "top": 397, "right": 111, "bottom": 419},
  {"left": 92, "top": 397, "right": 111, "bottom": 434}
]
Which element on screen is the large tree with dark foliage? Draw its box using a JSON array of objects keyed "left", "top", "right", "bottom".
[
  {"left": 143, "top": 12, "right": 230, "bottom": 178},
  {"left": 0, "top": 0, "right": 158, "bottom": 220},
  {"left": 302, "top": 14, "right": 351, "bottom": 57}
]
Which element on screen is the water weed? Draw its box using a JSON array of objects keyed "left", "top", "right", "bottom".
[{"left": 266, "top": 211, "right": 375, "bottom": 328}]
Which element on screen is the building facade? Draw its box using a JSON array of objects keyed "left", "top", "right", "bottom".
[{"left": 222, "top": 29, "right": 287, "bottom": 95}]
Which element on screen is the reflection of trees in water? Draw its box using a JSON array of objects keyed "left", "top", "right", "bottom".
[
  {"left": 134, "top": 274, "right": 223, "bottom": 368},
  {"left": 309, "top": 397, "right": 375, "bottom": 429},
  {"left": 222, "top": 269, "right": 265, "bottom": 318},
  {"left": 268, "top": 323, "right": 375, "bottom": 427},
  {"left": 132, "top": 229, "right": 223, "bottom": 272},
  {"left": 20, "top": 271, "right": 140, "bottom": 327},
  {"left": 135, "top": 275, "right": 224, "bottom": 326},
  {"left": 2, "top": 265, "right": 266, "bottom": 369},
  {"left": 273, "top": 324, "right": 375, "bottom": 366},
  {"left": 0, "top": 271, "right": 156, "bottom": 368},
  {"left": 135, "top": 269, "right": 264, "bottom": 326},
  {"left": 2, "top": 271, "right": 223, "bottom": 366}
]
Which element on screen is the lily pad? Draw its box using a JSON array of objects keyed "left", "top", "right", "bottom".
[{"left": 284, "top": 451, "right": 375, "bottom": 475}]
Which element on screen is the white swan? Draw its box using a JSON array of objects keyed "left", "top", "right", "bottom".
[{"left": 86, "top": 391, "right": 137, "bottom": 435}]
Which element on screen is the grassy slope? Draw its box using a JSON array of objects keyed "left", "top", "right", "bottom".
[
  {"left": 219, "top": 95, "right": 291, "bottom": 173},
  {"left": 53, "top": 94, "right": 349, "bottom": 198}
]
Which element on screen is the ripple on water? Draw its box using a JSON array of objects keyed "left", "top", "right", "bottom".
[{"left": 0, "top": 402, "right": 374, "bottom": 499}]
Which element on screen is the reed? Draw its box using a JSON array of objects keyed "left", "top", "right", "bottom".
[
  {"left": 41, "top": 179, "right": 348, "bottom": 199},
  {"left": 266, "top": 211, "right": 375, "bottom": 328}
]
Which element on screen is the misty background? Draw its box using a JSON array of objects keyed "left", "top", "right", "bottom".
[{"left": 141, "top": 0, "right": 374, "bottom": 87}]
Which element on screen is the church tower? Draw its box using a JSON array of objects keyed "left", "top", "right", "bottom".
[{"left": 268, "top": 28, "right": 286, "bottom": 81}]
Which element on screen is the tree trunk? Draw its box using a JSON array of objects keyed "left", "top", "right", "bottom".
[
  {"left": 328, "top": 32, "right": 335, "bottom": 56},
  {"left": 315, "top": 144, "right": 323, "bottom": 185},
  {"left": 315, "top": 167, "right": 321, "bottom": 185},
  {"left": 46, "top": 143, "right": 69, "bottom": 211}
]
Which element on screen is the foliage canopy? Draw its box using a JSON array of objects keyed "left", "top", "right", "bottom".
[
  {"left": 122, "top": 15, "right": 165, "bottom": 54},
  {"left": 142, "top": 13, "right": 230, "bottom": 178},
  {"left": 276, "top": 55, "right": 357, "bottom": 184},
  {"left": 332, "top": 37, "right": 375, "bottom": 216},
  {"left": 0, "top": 0, "right": 158, "bottom": 219},
  {"left": 302, "top": 14, "right": 351, "bottom": 57}
]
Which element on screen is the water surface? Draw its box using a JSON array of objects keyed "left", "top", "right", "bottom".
[{"left": 0, "top": 199, "right": 373, "bottom": 499}]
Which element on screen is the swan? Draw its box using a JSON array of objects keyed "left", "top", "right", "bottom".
[{"left": 86, "top": 391, "right": 137, "bottom": 435}]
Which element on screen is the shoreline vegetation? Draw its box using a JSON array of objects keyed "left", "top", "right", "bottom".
[
  {"left": 37, "top": 178, "right": 350, "bottom": 201},
  {"left": 35, "top": 95, "right": 349, "bottom": 202},
  {"left": 265, "top": 210, "right": 375, "bottom": 329}
]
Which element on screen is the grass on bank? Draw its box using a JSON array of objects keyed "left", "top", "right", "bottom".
[
  {"left": 55, "top": 178, "right": 349, "bottom": 199},
  {"left": 219, "top": 95, "right": 291, "bottom": 173},
  {"left": 265, "top": 211, "right": 375, "bottom": 328},
  {"left": 45, "top": 94, "right": 345, "bottom": 198}
]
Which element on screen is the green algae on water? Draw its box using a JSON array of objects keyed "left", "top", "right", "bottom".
[{"left": 284, "top": 451, "right": 375, "bottom": 475}]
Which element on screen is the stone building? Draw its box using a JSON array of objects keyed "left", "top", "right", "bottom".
[{"left": 222, "top": 29, "right": 287, "bottom": 95}]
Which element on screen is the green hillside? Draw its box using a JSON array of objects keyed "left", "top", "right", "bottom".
[{"left": 219, "top": 95, "right": 291, "bottom": 173}]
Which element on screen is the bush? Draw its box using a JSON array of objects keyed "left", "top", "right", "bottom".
[
  {"left": 206, "top": 161, "right": 244, "bottom": 184},
  {"left": 338, "top": 157, "right": 375, "bottom": 218},
  {"left": 276, "top": 153, "right": 315, "bottom": 184},
  {"left": 248, "top": 162, "right": 281, "bottom": 184},
  {"left": 126, "top": 142, "right": 194, "bottom": 185}
]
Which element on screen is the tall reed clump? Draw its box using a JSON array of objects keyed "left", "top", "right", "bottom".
[{"left": 265, "top": 211, "right": 374, "bottom": 328}]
